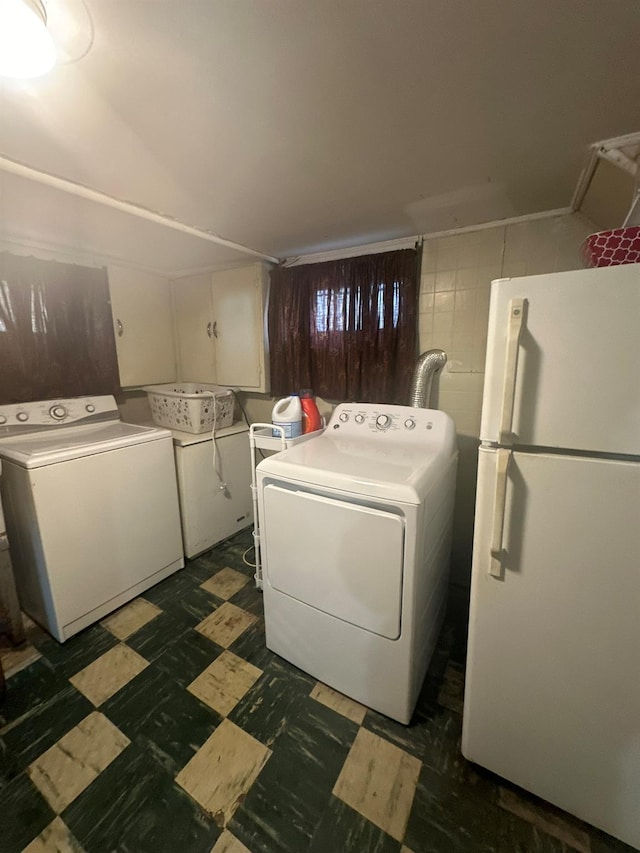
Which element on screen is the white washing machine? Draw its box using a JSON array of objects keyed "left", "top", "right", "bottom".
[
  {"left": 257, "top": 402, "right": 457, "bottom": 724},
  {"left": 0, "top": 396, "right": 184, "bottom": 642}
]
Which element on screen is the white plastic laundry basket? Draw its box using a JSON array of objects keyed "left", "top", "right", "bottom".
[{"left": 143, "top": 383, "right": 234, "bottom": 434}]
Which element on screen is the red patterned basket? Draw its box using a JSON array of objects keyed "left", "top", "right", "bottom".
[{"left": 582, "top": 226, "right": 640, "bottom": 268}]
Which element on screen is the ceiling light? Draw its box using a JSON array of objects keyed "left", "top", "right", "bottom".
[{"left": 0, "top": 0, "right": 56, "bottom": 79}]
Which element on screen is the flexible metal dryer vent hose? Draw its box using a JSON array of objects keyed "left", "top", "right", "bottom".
[{"left": 408, "top": 349, "right": 447, "bottom": 408}]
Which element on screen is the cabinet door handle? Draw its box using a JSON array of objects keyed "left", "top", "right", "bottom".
[
  {"left": 207, "top": 321, "right": 213, "bottom": 339},
  {"left": 212, "top": 321, "right": 218, "bottom": 338},
  {"left": 116, "top": 318, "right": 124, "bottom": 337}
]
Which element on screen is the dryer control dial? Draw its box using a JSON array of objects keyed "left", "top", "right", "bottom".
[
  {"left": 49, "top": 405, "right": 67, "bottom": 421},
  {"left": 404, "top": 418, "right": 416, "bottom": 430},
  {"left": 16, "top": 412, "right": 29, "bottom": 422},
  {"left": 0, "top": 415, "right": 6, "bottom": 425},
  {"left": 354, "top": 414, "right": 365, "bottom": 424},
  {"left": 339, "top": 412, "right": 349, "bottom": 422},
  {"left": 375, "top": 414, "right": 391, "bottom": 430}
]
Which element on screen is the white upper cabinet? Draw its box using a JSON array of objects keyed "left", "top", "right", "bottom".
[
  {"left": 172, "top": 272, "right": 217, "bottom": 383},
  {"left": 173, "top": 263, "right": 270, "bottom": 392},
  {"left": 211, "top": 263, "right": 270, "bottom": 391},
  {"left": 108, "top": 265, "right": 177, "bottom": 387}
]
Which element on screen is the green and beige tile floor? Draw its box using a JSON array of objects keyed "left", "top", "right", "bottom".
[{"left": 0, "top": 530, "right": 634, "bottom": 853}]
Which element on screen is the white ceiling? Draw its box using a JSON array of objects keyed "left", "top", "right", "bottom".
[{"left": 0, "top": 0, "right": 639, "bottom": 275}]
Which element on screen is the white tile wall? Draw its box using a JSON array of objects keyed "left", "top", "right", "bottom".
[
  {"left": 420, "top": 212, "right": 595, "bottom": 584},
  {"left": 420, "top": 213, "right": 594, "bottom": 437}
]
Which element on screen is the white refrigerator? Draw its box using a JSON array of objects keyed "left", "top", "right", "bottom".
[{"left": 462, "top": 263, "right": 640, "bottom": 849}]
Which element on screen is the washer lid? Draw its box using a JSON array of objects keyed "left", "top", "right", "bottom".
[
  {"left": 0, "top": 421, "right": 171, "bottom": 468},
  {"left": 258, "top": 432, "right": 454, "bottom": 504}
]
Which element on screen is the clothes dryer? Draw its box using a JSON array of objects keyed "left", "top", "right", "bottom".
[{"left": 257, "top": 402, "right": 457, "bottom": 723}]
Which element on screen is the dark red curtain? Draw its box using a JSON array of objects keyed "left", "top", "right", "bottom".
[
  {"left": 0, "top": 252, "right": 120, "bottom": 404},
  {"left": 269, "top": 248, "right": 419, "bottom": 404}
]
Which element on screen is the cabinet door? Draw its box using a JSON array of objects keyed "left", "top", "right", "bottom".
[
  {"left": 108, "top": 265, "right": 176, "bottom": 387},
  {"left": 211, "top": 263, "right": 270, "bottom": 391},
  {"left": 172, "top": 273, "right": 216, "bottom": 383}
]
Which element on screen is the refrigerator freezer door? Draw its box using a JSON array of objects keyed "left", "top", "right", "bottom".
[
  {"left": 480, "top": 264, "right": 640, "bottom": 454},
  {"left": 463, "top": 446, "right": 640, "bottom": 849}
]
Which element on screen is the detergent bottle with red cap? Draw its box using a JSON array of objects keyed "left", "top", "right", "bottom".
[{"left": 300, "top": 389, "right": 322, "bottom": 434}]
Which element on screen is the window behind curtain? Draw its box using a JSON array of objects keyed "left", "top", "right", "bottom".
[
  {"left": 0, "top": 252, "right": 120, "bottom": 405},
  {"left": 269, "top": 248, "right": 419, "bottom": 404}
]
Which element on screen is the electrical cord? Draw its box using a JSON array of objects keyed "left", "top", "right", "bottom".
[
  {"left": 232, "top": 390, "right": 266, "bottom": 459},
  {"left": 205, "top": 390, "right": 228, "bottom": 495},
  {"left": 233, "top": 390, "right": 251, "bottom": 428},
  {"left": 242, "top": 546, "right": 256, "bottom": 568},
  {"left": 210, "top": 388, "right": 263, "bottom": 495}
]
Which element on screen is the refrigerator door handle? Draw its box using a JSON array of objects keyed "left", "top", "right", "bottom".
[
  {"left": 489, "top": 448, "right": 511, "bottom": 577},
  {"left": 499, "top": 298, "right": 526, "bottom": 444}
]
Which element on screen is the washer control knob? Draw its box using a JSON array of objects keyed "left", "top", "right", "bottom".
[
  {"left": 85, "top": 404, "right": 95, "bottom": 413},
  {"left": 339, "top": 412, "right": 349, "bottom": 422},
  {"left": 354, "top": 414, "right": 365, "bottom": 424},
  {"left": 0, "top": 415, "right": 6, "bottom": 425},
  {"left": 404, "top": 418, "right": 416, "bottom": 430},
  {"left": 376, "top": 414, "right": 391, "bottom": 430},
  {"left": 49, "top": 405, "right": 67, "bottom": 420},
  {"left": 16, "top": 412, "right": 29, "bottom": 422}
]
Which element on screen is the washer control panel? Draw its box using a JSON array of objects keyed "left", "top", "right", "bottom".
[
  {"left": 328, "top": 402, "right": 443, "bottom": 440},
  {"left": 0, "top": 395, "right": 120, "bottom": 435}
]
